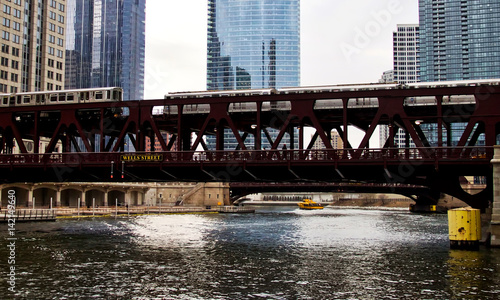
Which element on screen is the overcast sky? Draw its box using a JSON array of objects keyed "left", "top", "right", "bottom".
[{"left": 144, "top": 0, "right": 419, "bottom": 99}]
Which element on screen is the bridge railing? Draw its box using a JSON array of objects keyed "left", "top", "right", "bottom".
[{"left": 0, "top": 146, "right": 492, "bottom": 166}]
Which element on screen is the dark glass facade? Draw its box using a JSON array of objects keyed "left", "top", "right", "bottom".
[
  {"left": 65, "top": 0, "right": 145, "bottom": 100},
  {"left": 419, "top": 0, "right": 500, "bottom": 82},
  {"left": 207, "top": 0, "right": 300, "bottom": 90}
]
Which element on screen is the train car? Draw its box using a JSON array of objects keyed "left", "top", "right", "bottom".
[
  {"left": 164, "top": 88, "right": 275, "bottom": 100},
  {"left": 0, "top": 87, "right": 123, "bottom": 107},
  {"left": 406, "top": 79, "right": 500, "bottom": 89},
  {"left": 276, "top": 83, "right": 400, "bottom": 95}
]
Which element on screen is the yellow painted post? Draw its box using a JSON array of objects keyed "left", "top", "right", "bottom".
[{"left": 448, "top": 207, "right": 481, "bottom": 250}]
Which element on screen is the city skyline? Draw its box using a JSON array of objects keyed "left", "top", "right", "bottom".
[{"left": 144, "top": 0, "right": 419, "bottom": 99}]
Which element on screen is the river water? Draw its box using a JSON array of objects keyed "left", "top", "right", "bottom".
[{"left": 2, "top": 206, "right": 500, "bottom": 299}]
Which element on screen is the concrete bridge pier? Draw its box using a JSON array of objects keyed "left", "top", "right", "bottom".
[{"left": 489, "top": 146, "right": 500, "bottom": 247}]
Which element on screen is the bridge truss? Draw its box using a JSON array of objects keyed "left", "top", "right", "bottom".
[{"left": 1, "top": 81, "right": 500, "bottom": 209}]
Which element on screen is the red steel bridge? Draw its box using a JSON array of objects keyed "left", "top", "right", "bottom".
[{"left": 1, "top": 80, "right": 500, "bottom": 209}]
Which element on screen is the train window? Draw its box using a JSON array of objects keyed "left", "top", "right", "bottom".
[
  {"left": 16, "top": 96, "right": 21, "bottom": 104},
  {"left": 37, "top": 94, "right": 44, "bottom": 103},
  {"left": 82, "top": 91, "right": 89, "bottom": 101},
  {"left": 9, "top": 97, "right": 15, "bottom": 105},
  {"left": 2, "top": 97, "right": 7, "bottom": 105},
  {"left": 50, "top": 94, "right": 58, "bottom": 102},
  {"left": 66, "top": 94, "right": 74, "bottom": 101},
  {"left": 23, "top": 96, "right": 30, "bottom": 104},
  {"left": 113, "top": 90, "right": 121, "bottom": 100},
  {"left": 95, "top": 92, "right": 103, "bottom": 100},
  {"left": 107, "top": 90, "right": 111, "bottom": 100},
  {"left": 58, "top": 93, "right": 65, "bottom": 102}
]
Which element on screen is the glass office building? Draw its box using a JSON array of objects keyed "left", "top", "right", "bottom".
[
  {"left": 65, "top": 0, "right": 145, "bottom": 101},
  {"left": 419, "top": 0, "right": 500, "bottom": 82},
  {"left": 207, "top": 0, "right": 300, "bottom": 149},
  {"left": 207, "top": 0, "right": 300, "bottom": 90}
]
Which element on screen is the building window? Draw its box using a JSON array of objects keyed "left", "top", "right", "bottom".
[
  {"left": 2, "top": 31, "right": 9, "bottom": 41},
  {"left": 12, "top": 8, "right": 20, "bottom": 18},
  {"left": 2, "top": 18, "right": 10, "bottom": 28},
  {"left": 3, "top": 5, "right": 11, "bottom": 15}
]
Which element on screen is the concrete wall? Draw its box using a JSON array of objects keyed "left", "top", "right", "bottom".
[{"left": 145, "top": 182, "right": 230, "bottom": 207}]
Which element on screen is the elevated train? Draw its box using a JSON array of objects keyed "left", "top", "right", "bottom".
[
  {"left": 164, "top": 79, "right": 500, "bottom": 100},
  {"left": 163, "top": 79, "right": 500, "bottom": 114},
  {"left": 0, "top": 87, "right": 123, "bottom": 107}
]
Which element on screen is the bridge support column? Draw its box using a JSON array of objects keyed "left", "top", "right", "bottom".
[
  {"left": 82, "top": 188, "right": 87, "bottom": 208},
  {"left": 104, "top": 190, "right": 109, "bottom": 207},
  {"left": 53, "top": 187, "right": 61, "bottom": 207},
  {"left": 489, "top": 146, "right": 500, "bottom": 247},
  {"left": 27, "top": 188, "right": 34, "bottom": 208},
  {"left": 125, "top": 189, "right": 131, "bottom": 207}
]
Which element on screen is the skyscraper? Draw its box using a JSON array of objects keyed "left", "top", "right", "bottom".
[
  {"left": 380, "top": 24, "right": 420, "bottom": 148},
  {"left": 207, "top": 0, "right": 300, "bottom": 90},
  {"left": 65, "top": 0, "right": 145, "bottom": 101},
  {"left": 207, "top": 0, "right": 300, "bottom": 150},
  {"left": 419, "top": 0, "right": 500, "bottom": 82},
  {"left": 393, "top": 24, "right": 420, "bottom": 84},
  {"left": 1, "top": 0, "right": 67, "bottom": 93}
]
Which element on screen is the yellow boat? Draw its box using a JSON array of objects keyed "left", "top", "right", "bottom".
[{"left": 297, "top": 199, "right": 324, "bottom": 210}]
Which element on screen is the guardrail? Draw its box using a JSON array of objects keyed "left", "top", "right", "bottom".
[{"left": 0, "top": 147, "right": 492, "bottom": 167}]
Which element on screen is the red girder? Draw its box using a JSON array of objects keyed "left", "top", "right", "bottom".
[{"left": 1, "top": 84, "right": 500, "bottom": 209}]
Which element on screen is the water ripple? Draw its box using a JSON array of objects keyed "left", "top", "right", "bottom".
[{"left": 2, "top": 207, "right": 500, "bottom": 299}]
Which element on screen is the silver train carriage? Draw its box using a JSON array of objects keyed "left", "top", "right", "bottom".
[{"left": 0, "top": 87, "right": 123, "bottom": 107}]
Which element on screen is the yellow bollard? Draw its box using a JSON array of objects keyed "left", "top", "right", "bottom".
[{"left": 448, "top": 207, "right": 481, "bottom": 250}]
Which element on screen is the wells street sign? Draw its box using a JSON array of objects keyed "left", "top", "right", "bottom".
[{"left": 120, "top": 154, "right": 164, "bottom": 162}]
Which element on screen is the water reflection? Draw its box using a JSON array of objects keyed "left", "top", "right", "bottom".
[
  {"left": 2, "top": 207, "right": 500, "bottom": 299},
  {"left": 447, "top": 249, "right": 500, "bottom": 298}
]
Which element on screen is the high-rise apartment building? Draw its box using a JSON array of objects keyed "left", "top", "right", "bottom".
[
  {"left": 378, "top": 70, "right": 394, "bottom": 83},
  {"left": 380, "top": 24, "right": 420, "bottom": 148},
  {"left": 207, "top": 0, "right": 300, "bottom": 150},
  {"left": 1, "top": 0, "right": 67, "bottom": 93},
  {"left": 393, "top": 24, "right": 420, "bottom": 84},
  {"left": 419, "top": 0, "right": 500, "bottom": 82},
  {"left": 65, "top": 0, "right": 145, "bottom": 101}
]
